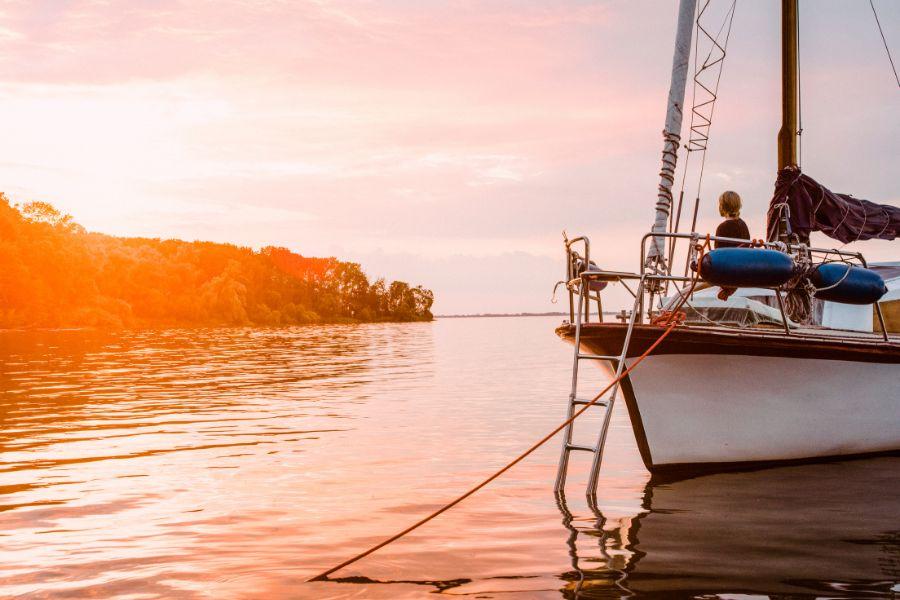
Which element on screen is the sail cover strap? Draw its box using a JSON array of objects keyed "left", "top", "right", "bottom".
[{"left": 767, "top": 167, "right": 900, "bottom": 244}]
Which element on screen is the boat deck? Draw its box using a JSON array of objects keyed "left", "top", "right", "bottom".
[{"left": 557, "top": 321, "right": 900, "bottom": 363}]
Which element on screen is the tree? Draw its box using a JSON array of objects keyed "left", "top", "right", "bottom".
[
  {"left": 0, "top": 198, "right": 434, "bottom": 327},
  {"left": 19, "top": 201, "right": 83, "bottom": 233}
]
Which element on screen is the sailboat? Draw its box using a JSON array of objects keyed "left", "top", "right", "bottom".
[{"left": 554, "top": 0, "right": 900, "bottom": 485}]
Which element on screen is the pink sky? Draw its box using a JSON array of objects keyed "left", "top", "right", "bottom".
[{"left": 1, "top": 1, "right": 897, "bottom": 313}]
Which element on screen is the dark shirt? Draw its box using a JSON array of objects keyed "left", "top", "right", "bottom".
[{"left": 715, "top": 218, "right": 750, "bottom": 248}]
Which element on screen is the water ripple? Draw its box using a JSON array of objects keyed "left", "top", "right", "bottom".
[{"left": 1, "top": 318, "right": 897, "bottom": 598}]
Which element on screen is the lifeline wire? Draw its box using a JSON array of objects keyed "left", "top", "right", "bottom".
[
  {"left": 308, "top": 307, "right": 693, "bottom": 582},
  {"left": 689, "top": 0, "right": 737, "bottom": 218}
]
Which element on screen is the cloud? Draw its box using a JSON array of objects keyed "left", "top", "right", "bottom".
[{"left": 0, "top": 1, "right": 896, "bottom": 313}]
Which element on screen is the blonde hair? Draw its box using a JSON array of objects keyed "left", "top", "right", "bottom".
[{"left": 719, "top": 190, "right": 742, "bottom": 218}]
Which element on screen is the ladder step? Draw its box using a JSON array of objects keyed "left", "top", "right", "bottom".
[
  {"left": 572, "top": 398, "right": 609, "bottom": 407},
  {"left": 577, "top": 353, "right": 619, "bottom": 361},
  {"left": 566, "top": 443, "right": 596, "bottom": 453}
]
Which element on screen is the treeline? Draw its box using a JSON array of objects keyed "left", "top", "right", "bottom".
[{"left": 0, "top": 196, "right": 433, "bottom": 327}]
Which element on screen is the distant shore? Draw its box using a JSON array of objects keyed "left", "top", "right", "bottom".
[
  {"left": 1, "top": 198, "right": 434, "bottom": 328},
  {"left": 436, "top": 311, "right": 621, "bottom": 319}
]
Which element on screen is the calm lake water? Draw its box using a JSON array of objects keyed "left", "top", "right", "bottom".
[{"left": 1, "top": 316, "right": 898, "bottom": 599}]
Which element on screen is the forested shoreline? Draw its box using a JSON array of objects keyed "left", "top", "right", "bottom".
[{"left": 0, "top": 196, "right": 433, "bottom": 327}]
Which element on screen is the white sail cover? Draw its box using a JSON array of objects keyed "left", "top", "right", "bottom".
[{"left": 646, "top": 0, "right": 696, "bottom": 268}]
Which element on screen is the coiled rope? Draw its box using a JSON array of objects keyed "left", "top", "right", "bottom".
[{"left": 310, "top": 260, "right": 706, "bottom": 582}]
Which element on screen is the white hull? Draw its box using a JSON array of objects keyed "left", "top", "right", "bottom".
[{"left": 622, "top": 353, "right": 900, "bottom": 470}]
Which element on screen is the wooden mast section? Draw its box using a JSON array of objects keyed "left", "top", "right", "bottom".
[{"left": 778, "top": 0, "right": 799, "bottom": 170}]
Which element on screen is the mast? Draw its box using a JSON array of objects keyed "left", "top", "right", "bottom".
[
  {"left": 646, "top": 0, "right": 697, "bottom": 269},
  {"left": 777, "top": 0, "right": 799, "bottom": 170},
  {"left": 773, "top": 0, "right": 799, "bottom": 245}
]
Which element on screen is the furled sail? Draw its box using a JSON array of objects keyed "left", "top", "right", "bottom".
[
  {"left": 767, "top": 167, "right": 900, "bottom": 244},
  {"left": 645, "top": 0, "right": 696, "bottom": 270}
]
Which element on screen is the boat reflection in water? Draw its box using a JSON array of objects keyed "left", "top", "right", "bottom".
[{"left": 557, "top": 457, "right": 900, "bottom": 598}]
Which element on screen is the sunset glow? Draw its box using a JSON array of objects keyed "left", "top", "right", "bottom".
[
  {"left": 0, "top": 1, "right": 897, "bottom": 313},
  {"left": 2, "top": 2, "right": 900, "bottom": 598}
]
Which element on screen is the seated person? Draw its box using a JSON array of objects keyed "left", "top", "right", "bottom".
[
  {"left": 714, "top": 190, "right": 750, "bottom": 248},
  {"left": 714, "top": 190, "right": 751, "bottom": 300}
]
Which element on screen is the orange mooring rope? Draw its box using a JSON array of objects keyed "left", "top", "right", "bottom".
[{"left": 309, "top": 309, "right": 691, "bottom": 582}]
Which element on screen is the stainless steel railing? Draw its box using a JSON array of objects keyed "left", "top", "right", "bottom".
[{"left": 562, "top": 231, "right": 890, "bottom": 342}]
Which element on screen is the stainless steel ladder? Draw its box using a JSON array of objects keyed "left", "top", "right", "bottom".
[{"left": 554, "top": 243, "right": 644, "bottom": 497}]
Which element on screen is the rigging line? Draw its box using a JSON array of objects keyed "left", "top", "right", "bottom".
[
  {"left": 688, "top": 0, "right": 701, "bottom": 149},
  {"left": 869, "top": 0, "right": 900, "bottom": 88},
  {"left": 666, "top": 0, "right": 702, "bottom": 277},
  {"left": 683, "top": 0, "right": 737, "bottom": 278},
  {"left": 691, "top": 1, "right": 737, "bottom": 152},
  {"left": 797, "top": 0, "right": 802, "bottom": 168},
  {"left": 699, "top": 1, "right": 733, "bottom": 67},
  {"left": 690, "top": 1, "right": 737, "bottom": 218},
  {"left": 680, "top": 0, "right": 702, "bottom": 189},
  {"left": 686, "top": 0, "right": 736, "bottom": 153},
  {"left": 692, "top": 0, "right": 737, "bottom": 199},
  {"left": 670, "top": 124, "right": 695, "bottom": 236},
  {"left": 674, "top": 0, "right": 703, "bottom": 221},
  {"left": 670, "top": 24, "right": 698, "bottom": 241},
  {"left": 669, "top": 0, "right": 721, "bottom": 275}
]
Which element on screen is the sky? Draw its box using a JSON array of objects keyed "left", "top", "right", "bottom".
[{"left": 0, "top": 0, "right": 897, "bottom": 314}]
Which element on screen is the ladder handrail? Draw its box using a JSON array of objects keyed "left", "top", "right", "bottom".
[
  {"left": 586, "top": 274, "right": 644, "bottom": 494},
  {"left": 555, "top": 266, "right": 645, "bottom": 496},
  {"left": 554, "top": 285, "right": 587, "bottom": 491}
]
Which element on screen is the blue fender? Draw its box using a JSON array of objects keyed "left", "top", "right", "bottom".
[
  {"left": 698, "top": 248, "right": 795, "bottom": 288},
  {"left": 810, "top": 263, "right": 887, "bottom": 305}
]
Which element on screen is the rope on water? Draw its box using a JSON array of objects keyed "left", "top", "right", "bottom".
[{"left": 307, "top": 265, "right": 707, "bottom": 582}]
